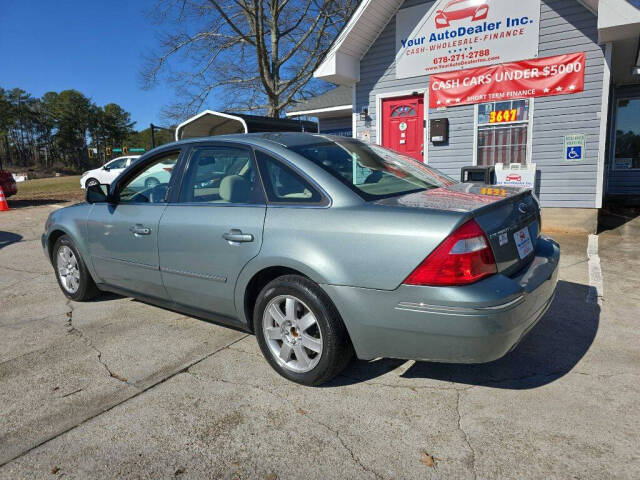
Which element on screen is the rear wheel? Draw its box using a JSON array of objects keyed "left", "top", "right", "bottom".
[
  {"left": 254, "top": 275, "right": 353, "bottom": 386},
  {"left": 52, "top": 235, "right": 99, "bottom": 301}
]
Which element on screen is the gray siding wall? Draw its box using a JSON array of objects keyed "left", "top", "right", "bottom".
[
  {"left": 355, "top": 0, "right": 605, "bottom": 208},
  {"left": 318, "top": 115, "right": 353, "bottom": 134}
]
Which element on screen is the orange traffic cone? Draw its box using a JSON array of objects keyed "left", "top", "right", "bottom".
[{"left": 0, "top": 185, "right": 10, "bottom": 211}]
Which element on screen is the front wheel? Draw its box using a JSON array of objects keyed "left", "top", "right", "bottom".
[
  {"left": 254, "top": 275, "right": 353, "bottom": 386},
  {"left": 85, "top": 178, "right": 99, "bottom": 188},
  {"left": 52, "top": 235, "right": 99, "bottom": 301}
]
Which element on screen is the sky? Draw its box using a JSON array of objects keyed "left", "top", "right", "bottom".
[{"left": 1, "top": 0, "right": 178, "bottom": 130}]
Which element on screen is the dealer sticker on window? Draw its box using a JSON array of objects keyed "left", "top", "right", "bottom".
[{"left": 514, "top": 226, "right": 534, "bottom": 259}]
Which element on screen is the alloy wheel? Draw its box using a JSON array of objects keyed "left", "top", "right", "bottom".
[
  {"left": 57, "top": 245, "right": 81, "bottom": 294},
  {"left": 262, "top": 295, "right": 323, "bottom": 373}
]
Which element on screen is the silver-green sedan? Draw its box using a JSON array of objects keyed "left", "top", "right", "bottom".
[{"left": 43, "top": 133, "right": 559, "bottom": 385}]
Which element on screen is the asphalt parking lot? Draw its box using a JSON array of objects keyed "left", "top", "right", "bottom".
[{"left": 1, "top": 204, "right": 639, "bottom": 479}]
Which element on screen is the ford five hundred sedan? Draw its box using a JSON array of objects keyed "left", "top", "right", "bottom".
[{"left": 43, "top": 133, "right": 559, "bottom": 385}]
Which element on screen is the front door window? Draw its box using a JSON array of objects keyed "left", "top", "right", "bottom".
[{"left": 119, "top": 151, "right": 179, "bottom": 203}]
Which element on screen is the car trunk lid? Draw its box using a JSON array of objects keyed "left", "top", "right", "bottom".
[{"left": 375, "top": 183, "right": 540, "bottom": 276}]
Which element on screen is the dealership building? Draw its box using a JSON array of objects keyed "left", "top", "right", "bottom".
[{"left": 287, "top": 0, "right": 640, "bottom": 232}]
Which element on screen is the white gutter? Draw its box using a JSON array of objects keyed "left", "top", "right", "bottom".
[{"left": 286, "top": 105, "right": 353, "bottom": 117}]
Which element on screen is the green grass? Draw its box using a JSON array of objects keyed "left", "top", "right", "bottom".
[{"left": 12, "top": 175, "right": 84, "bottom": 202}]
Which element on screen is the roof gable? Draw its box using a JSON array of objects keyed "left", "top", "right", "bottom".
[{"left": 315, "top": 0, "right": 610, "bottom": 85}]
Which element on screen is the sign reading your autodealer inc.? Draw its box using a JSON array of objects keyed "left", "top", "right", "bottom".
[{"left": 396, "top": 0, "right": 541, "bottom": 79}]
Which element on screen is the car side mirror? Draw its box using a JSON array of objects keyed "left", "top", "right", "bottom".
[
  {"left": 86, "top": 183, "right": 109, "bottom": 204},
  {"left": 102, "top": 165, "right": 110, "bottom": 171}
]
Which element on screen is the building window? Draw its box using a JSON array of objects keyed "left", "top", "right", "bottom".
[
  {"left": 613, "top": 98, "right": 640, "bottom": 170},
  {"left": 391, "top": 105, "right": 417, "bottom": 117},
  {"left": 477, "top": 99, "right": 530, "bottom": 166}
]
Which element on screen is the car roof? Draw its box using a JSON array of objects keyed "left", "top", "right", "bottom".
[
  {"left": 168, "top": 132, "right": 352, "bottom": 151},
  {"left": 109, "top": 155, "right": 141, "bottom": 161}
]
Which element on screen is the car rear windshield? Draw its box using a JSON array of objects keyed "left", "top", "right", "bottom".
[{"left": 289, "top": 138, "right": 456, "bottom": 200}]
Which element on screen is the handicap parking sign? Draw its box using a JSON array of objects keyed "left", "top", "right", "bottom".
[
  {"left": 563, "top": 134, "right": 586, "bottom": 162},
  {"left": 566, "top": 146, "right": 582, "bottom": 160}
]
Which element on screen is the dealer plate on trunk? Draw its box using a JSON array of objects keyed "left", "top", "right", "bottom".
[{"left": 514, "top": 226, "right": 534, "bottom": 259}]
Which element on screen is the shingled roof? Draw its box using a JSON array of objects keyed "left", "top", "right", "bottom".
[{"left": 287, "top": 86, "right": 352, "bottom": 115}]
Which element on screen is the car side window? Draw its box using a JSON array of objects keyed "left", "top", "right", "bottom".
[
  {"left": 118, "top": 151, "right": 180, "bottom": 204},
  {"left": 254, "top": 150, "right": 323, "bottom": 204},
  {"left": 178, "top": 146, "right": 264, "bottom": 205},
  {"left": 107, "top": 158, "right": 127, "bottom": 169}
]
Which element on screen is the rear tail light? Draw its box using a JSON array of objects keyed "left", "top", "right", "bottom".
[
  {"left": 163, "top": 167, "right": 173, "bottom": 173},
  {"left": 404, "top": 219, "right": 497, "bottom": 286}
]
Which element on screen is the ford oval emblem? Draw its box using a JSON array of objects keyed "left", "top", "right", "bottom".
[{"left": 518, "top": 203, "right": 528, "bottom": 214}]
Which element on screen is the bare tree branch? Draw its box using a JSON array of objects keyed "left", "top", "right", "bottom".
[{"left": 142, "top": 0, "right": 356, "bottom": 119}]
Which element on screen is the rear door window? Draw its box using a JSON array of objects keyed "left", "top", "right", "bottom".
[{"left": 254, "top": 150, "right": 323, "bottom": 204}]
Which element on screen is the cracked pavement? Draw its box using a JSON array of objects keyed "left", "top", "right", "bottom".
[{"left": 1, "top": 204, "right": 639, "bottom": 479}]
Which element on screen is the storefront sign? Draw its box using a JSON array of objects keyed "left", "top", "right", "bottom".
[
  {"left": 396, "top": 0, "right": 541, "bottom": 79},
  {"left": 563, "top": 134, "right": 586, "bottom": 161},
  {"left": 428, "top": 52, "right": 585, "bottom": 108}
]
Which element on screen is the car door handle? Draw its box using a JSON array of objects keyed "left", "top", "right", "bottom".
[
  {"left": 223, "top": 229, "right": 254, "bottom": 243},
  {"left": 129, "top": 224, "right": 151, "bottom": 236}
]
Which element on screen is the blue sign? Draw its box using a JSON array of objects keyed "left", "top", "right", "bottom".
[{"left": 566, "top": 146, "right": 582, "bottom": 161}]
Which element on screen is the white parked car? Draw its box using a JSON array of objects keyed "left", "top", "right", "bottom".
[
  {"left": 128, "top": 159, "right": 175, "bottom": 189},
  {"left": 80, "top": 156, "right": 140, "bottom": 189}
]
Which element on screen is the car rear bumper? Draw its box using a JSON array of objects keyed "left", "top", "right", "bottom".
[{"left": 322, "top": 235, "right": 560, "bottom": 363}]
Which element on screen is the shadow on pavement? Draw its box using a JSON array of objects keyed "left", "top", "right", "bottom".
[
  {"left": 0, "top": 231, "right": 23, "bottom": 250},
  {"left": 599, "top": 204, "right": 640, "bottom": 233},
  {"left": 87, "top": 291, "right": 124, "bottom": 302},
  {"left": 332, "top": 280, "right": 599, "bottom": 390},
  {"left": 7, "top": 199, "right": 71, "bottom": 209}
]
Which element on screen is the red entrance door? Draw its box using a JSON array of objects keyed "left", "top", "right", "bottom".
[{"left": 382, "top": 95, "right": 424, "bottom": 161}]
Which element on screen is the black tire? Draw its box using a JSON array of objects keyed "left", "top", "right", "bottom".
[
  {"left": 253, "top": 275, "right": 354, "bottom": 386},
  {"left": 145, "top": 177, "right": 160, "bottom": 189},
  {"left": 52, "top": 235, "right": 99, "bottom": 302},
  {"left": 85, "top": 178, "right": 99, "bottom": 188}
]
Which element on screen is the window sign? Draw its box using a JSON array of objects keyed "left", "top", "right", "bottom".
[
  {"left": 489, "top": 109, "right": 516, "bottom": 123},
  {"left": 494, "top": 162, "right": 536, "bottom": 189},
  {"left": 396, "top": 0, "right": 541, "bottom": 79},
  {"left": 479, "top": 100, "right": 529, "bottom": 124},
  {"left": 615, "top": 158, "right": 632, "bottom": 169},
  {"left": 563, "top": 134, "right": 586, "bottom": 162}
]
